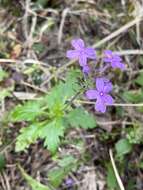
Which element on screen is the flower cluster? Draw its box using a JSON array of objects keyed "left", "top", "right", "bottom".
[
  {"left": 66, "top": 39, "right": 96, "bottom": 74},
  {"left": 103, "top": 50, "right": 125, "bottom": 70},
  {"left": 86, "top": 78, "right": 114, "bottom": 113},
  {"left": 66, "top": 38, "right": 125, "bottom": 113}
]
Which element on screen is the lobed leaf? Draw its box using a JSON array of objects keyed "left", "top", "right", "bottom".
[
  {"left": 0, "top": 68, "right": 8, "bottom": 81},
  {"left": 16, "top": 123, "right": 41, "bottom": 152},
  {"left": 46, "top": 69, "right": 81, "bottom": 109},
  {"left": 10, "top": 101, "right": 42, "bottom": 122},
  {"left": 122, "top": 90, "right": 143, "bottom": 103},
  {"left": 39, "top": 119, "right": 65, "bottom": 153},
  {"left": 135, "top": 73, "right": 143, "bottom": 86},
  {"left": 48, "top": 155, "right": 77, "bottom": 188},
  {"left": 66, "top": 107, "right": 96, "bottom": 129},
  {"left": 12, "top": 70, "right": 95, "bottom": 153},
  {"left": 19, "top": 165, "right": 51, "bottom": 190},
  {"left": 115, "top": 138, "right": 132, "bottom": 157}
]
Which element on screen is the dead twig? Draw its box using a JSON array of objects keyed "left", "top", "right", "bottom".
[
  {"left": 2, "top": 171, "right": 11, "bottom": 190},
  {"left": 75, "top": 100, "right": 143, "bottom": 107},
  {"left": 58, "top": 8, "right": 70, "bottom": 44},
  {"left": 109, "top": 149, "right": 125, "bottom": 190},
  {"left": 93, "top": 15, "right": 143, "bottom": 48},
  {"left": 115, "top": 50, "right": 143, "bottom": 55},
  {"left": 23, "top": 0, "right": 31, "bottom": 39}
]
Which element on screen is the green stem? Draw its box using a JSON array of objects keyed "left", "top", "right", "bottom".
[{"left": 64, "top": 88, "right": 85, "bottom": 110}]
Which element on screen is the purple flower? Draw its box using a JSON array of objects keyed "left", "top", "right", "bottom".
[
  {"left": 103, "top": 50, "right": 125, "bottom": 70},
  {"left": 65, "top": 178, "right": 74, "bottom": 187},
  {"left": 66, "top": 39, "right": 96, "bottom": 67},
  {"left": 86, "top": 77, "right": 114, "bottom": 113},
  {"left": 82, "top": 65, "right": 91, "bottom": 74}
]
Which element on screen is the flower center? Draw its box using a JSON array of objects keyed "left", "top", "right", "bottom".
[
  {"left": 100, "top": 92, "right": 104, "bottom": 96},
  {"left": 80, "top": 48, "right": 86, "bottom": 54}
]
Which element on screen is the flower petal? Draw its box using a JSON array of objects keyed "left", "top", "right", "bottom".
[
  {"left": 103, "top": 94, "right": 114, "bottom": 105},
  {"left": 86, "top": 89, "right": 98, "bottom": 100},
  {"left": 104, "top": 50, "right": 113, "bottom": 56},
  {"left": 103, "top": 50, "right": 113, "bottom": 61},
  {"left": 85, "top": 47, "right": 96, "bottom": 59},
  {"left": 114, "top": 55, "right": 122, "bottom": 62},
  {"left": 96, "top": 78, "right": 104, "bottom": 91},
  {"left": 82, "top": 65, "right": 91, "bottom": 74},
  {"left": 71, "top": 39, "right": 85, "bottom": 50},
  {"left": 66, "top": 50, "right": 79, "bottom": 59},
  {"left": 103, "top": 57, "right": 111, "bottom": 63},
  {"left": 79, "top": 54, "right": 87, "bottom": 66},
  {"left": 103, "top": 82, "right": 113, "bottom": 93},
  {"left": 95, "top": 98, "right": 106, "bottom": 113},
  {"left": 111, "top": 61, "right": 125, "bottom": 70}
]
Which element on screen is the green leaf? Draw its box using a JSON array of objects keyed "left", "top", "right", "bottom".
[
  {"left": 126, "top": 180, "right": 136, "bottom": 190},
  {"left": 48, "top": 156, "right": 77, "bottom": 188},
  {"left": 36, "top": 0, "right": 49, "bottom": 7},
  {"left": 16, "top": 119, "right": 64, "bottom": 153},
  {"left": 0, "top": 68, "right": 8, "bottom": 81},
  {"left": 19, "top": 165, "right": 51, "bottom": 190},
  {"left": 9, "top": 69, "right": 92, "bottom": 154},
  {"left": 138, "top": 162, "right": 143, "bottom": 169},
  {"left": 33, "top": 43, "right": 47, "bottom": 54},
  {"left": 10, "top": 101, "right": 42, "bottom": 122},
  {"left": 115, "top": 138, "right": 132, "bottom": 157},
  {"left": 127, "top": 125, "right": 143, "bottom": 144},
  {"left": 58, "top": 155, "right": 77, "bottom": 167},
  {"left": 16, "top": 124, "right": 41, "bottom": 152},
  {"left": 65, "top": 69, "right": 81, "bottom": 96},
  {"left": 66, "top": 107, "right": 96, "bottom": 129},
  {"left": 139, "top": 57, "right": 143, "bottom": 65},
  {"left": 0, "top": 87, "right": 12, "bottom": 101},
  {"left": 135, "top": 73, "right": 143, "bottom": 86},
  {"left": 46, "top": 82, "right": 67, "bottom": 109},
  {"left": 46, "top": 70, "right": 81, "bottom": 109},
  {"left": 39, "top": 119, "right": 64, "bottom": 153},
  {"left": 106, "top": 163, "right": 118, "bottom": 190},
  {"left": 48, "top": 168, "right": 66, "bottom": 188},
  {"left": 0, "top": 154, "right": 6, "bottom": 171},
  {"left": 123, "top": 90, "right": 143, "bottom": 103}
]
